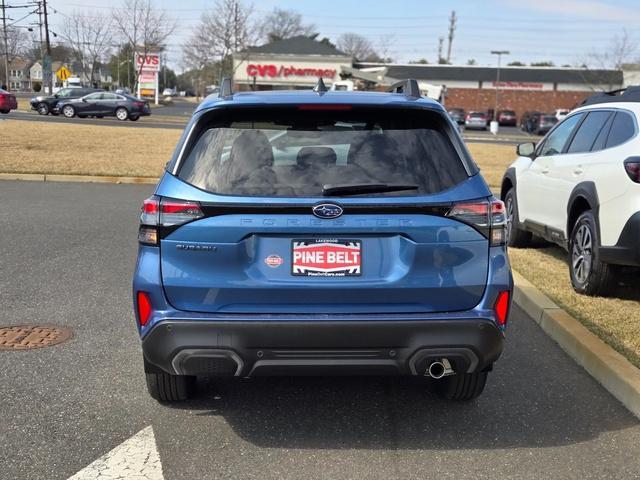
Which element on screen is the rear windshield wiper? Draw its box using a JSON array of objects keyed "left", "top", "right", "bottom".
[{"left": 322, "top": 183, "right": 419, "bottom": 196}]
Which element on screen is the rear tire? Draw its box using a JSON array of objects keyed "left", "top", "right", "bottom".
[
  {"left": 504, "top": 188, "right": 532, "bottom": 247},
  {"left": 569, "top": 210, "right": 617, "bottom": 296},
  {"left": 434, "top": 372, "right": 488, "bottom": 401},
  {"left": 129, "top": 115, "right": 139, "bottom": 121},
  {"left": 0, "top": 110, "right": 8, "bottom": 114},
  {"left": 146, "top": 371, "right": 195, "bottom": 402}
]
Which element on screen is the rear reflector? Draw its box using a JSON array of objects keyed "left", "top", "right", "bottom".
[
  {"left": 447, "top": 198, "right": 507, "bottom": 246},
  {"left": 136, "top": 291, "right": 152, "bottom": 327},
  {"left": 139, "top": 196, "right": 204, "bottom": 245},
  {"left": 494, "top": 290, "right": 510, "bottom": 326}
]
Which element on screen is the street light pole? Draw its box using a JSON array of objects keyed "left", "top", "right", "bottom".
[
  {"left": 1, "top": 0, "right": 9, "bottom": 90},
  {"left": 490, "top": 50, "right": 509, "bottom": 122}
]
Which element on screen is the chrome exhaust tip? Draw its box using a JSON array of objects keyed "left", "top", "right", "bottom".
[{"left": 426, "top": 358, "right": 455, "bottom": 379}]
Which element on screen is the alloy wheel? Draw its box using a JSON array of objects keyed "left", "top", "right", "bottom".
[
  {"left": 37, "top": 103, "right": 49, "bottom": 115},
  {"left": 62, "top": 105, "right": 74, "bottom": 118},
  {"left": 116, "top": 108, "right": 128, "bottom": 121},
  {"left": 505, "top": 195, "right": 514, "bottom": 242},
  {"left": 572, "top": 224, "right": 593, "bottom": 284}
]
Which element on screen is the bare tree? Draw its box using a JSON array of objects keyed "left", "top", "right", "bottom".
[
  {"left": 182, "top": 0, "right": 257, "bottom": 90},
  {"left": 336, "top": 33, "right": 380, "bottom": 61},
  {"left": 112, "top": 0, "right": 176, "bottom": 91},
  {"left": 61, "top": 11, "right": 114, "bottom": 85},
  {"left": 376, "top": 34, "right": 395, "bottom": 63},
  {"left": 581, "top": 30, "right": 637, "bottom": 90},
  {"left": 260, "top": 8, "right": 316, "bottom": 43},
  {"left": 3, "top": 26, "right": 30, "bottom": 62}
]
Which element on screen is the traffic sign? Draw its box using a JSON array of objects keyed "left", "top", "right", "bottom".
[{"left": 56, "top": 66, "right": 72, "bottom": 82}]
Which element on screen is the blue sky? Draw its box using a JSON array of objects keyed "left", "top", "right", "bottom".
[{"left": 43, "top": 0, "right": 640, "bottom": 70}]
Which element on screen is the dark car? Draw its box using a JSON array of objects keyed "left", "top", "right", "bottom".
[
  {"left": 30, "top": 87, "right": 102, "bottom": 116},
  {"left": 53, "top": 92, "right": 151, "bottom": 121},
  {"left": 531, "top": 114, "right": 558, "bottom": 135},
  {"left": 133, "top": 78, "right": 513, "bottom": 403},
  {"left": 447, "top": 107, "right": 465, "bottom": 124},
  {"left": 0, "top": 88, "right": 18, "bottom": 114},
  {"left": 497, "top": 109, "right": 517, "bottom": 126},
  {"left": 519, "top": 111, "right": 541, "bottom": 131}
]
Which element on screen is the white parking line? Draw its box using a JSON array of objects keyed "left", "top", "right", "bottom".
[{"left": 67, "top": 426, "right": 164, "bottom": 480}]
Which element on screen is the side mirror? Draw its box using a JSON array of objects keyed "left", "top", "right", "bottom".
[
  {"left": 516, "top": 142, "right": 536, "bottom": 158},
  {"left": 82, "top": 98, "right": 87, "bottom": 102}
]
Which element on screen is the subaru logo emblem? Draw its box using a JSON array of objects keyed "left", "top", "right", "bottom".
[{"left": 312, "top": 203, "right": 343, "bottom": 219}]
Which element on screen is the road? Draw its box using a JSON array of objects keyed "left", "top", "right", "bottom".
[{"left": 1, "top": 180, "right": 639, "bottom": 480}]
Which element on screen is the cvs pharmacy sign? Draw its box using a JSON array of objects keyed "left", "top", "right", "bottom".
[
  {"left": 135, "top": 53, "right": 160, "bottom": 72},
  {"left": 247, "top": 64, "right": 337, "bottom": 79}
]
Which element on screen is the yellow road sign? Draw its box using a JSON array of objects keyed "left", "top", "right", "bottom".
[{"left": 56, "top": 66, "right": 72, "bottom": 82}]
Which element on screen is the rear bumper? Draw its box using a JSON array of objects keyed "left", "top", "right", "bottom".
[
  {"left": 600, "top": 212, "right": 640, "bottom": 267},
  {"left": 142, "top": 318, "right": 504, "bottom": 377}
]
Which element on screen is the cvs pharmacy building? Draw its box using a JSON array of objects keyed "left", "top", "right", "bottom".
[{"left": 232, "top": 36, "right": 352, "bottom": 90}]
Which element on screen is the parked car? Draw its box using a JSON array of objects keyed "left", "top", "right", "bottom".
[
  {"left": 531, "top": 114, "right": 558, "bottom": 135},
  {"left": 497, "top": 109, "right": 517, "bottom": 126},
  {"left": 555, "top": 108, "right": 570, "bottom": 121},
  {"left": 30, "top": 87, "right": 102, "bottom": 116},
  {"left": 519, "top": 111, "right": 541, "bottom": 131},
  {"left": 502, "top": 86, "right": 640, "bottom": 296},
  {"left": 0, "top": 88, "right": 18, "bottom": 114},
  {"left": 133, "top": 78, "right": 513, "bottom": 403},
  {"left": 447, "top": 107, "right": 465, "bottom": 124},
  {"left": 162, "top": 88, "right": 176, "bottom": 96},
  {"left": 464, "top": 111, "right": 488, "bottom": 130},
  {"left": 53, "top": 92, "right": 151, "bottom": 121}
]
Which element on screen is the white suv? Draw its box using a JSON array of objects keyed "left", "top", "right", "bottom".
[{"left": 501, "top": 87, "right": 640, "bottom": 295}]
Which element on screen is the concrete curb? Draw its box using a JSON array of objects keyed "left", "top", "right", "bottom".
[
  {"left": 0, "top": 173, "right": 159, "bottom": 185},
  {"left": 513, "top": 270, "right": 640, "bottom": 420}
]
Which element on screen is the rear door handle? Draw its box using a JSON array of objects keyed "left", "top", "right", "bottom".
[{"left": 574, "top": 167, "right": 584, "bottom": 175}]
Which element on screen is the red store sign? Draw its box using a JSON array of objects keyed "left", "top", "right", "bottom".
[
  {"left": 491, "top": 81, "right": 544, "bottom": 90},
  {"left": 247, "top": 64, "right": 337, "bottom": 79}
]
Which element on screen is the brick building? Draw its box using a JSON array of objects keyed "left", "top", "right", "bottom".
[{"left": 351, "top": 63, "right": 623, "bottom": 116}]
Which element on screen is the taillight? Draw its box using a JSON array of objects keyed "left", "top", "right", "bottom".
[
  {"left": 494, "top": 290, "right": 510, "bottom": 326},
  {"left": 134, "top": 101, "right": 144, "bottom": 108},
  {"left": 136, "top": 291, "right": 152, "bottom": 326},
  {"left": 138, "top": 195, "right": 203, "bottom": 245},
  {"left": 447, "top": 198, "right": 507, "bottom": 246},
  {"left": 624, "top": 157, "right": 640, "bottom": 183}
]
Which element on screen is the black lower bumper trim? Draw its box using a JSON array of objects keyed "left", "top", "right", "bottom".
[
  {"left": 599, "top": 212, "right": 640, "bottom": 267},
  {"left": 142, "top": 319, "right": 504, "bottom": 377}
]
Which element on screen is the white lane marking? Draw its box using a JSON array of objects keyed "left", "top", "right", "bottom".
[{"left": 68, "top": 426, "right": 164, "bottom": 480}]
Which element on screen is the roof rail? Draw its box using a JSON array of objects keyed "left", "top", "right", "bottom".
[
  {"left": 387, "top": 79, "right": 421, "bottom": 98},
  {"left": 581, "top": 85, "right": 640, "bottom": 106},
  {"left": 219, "top": 77, "right": 233, "bottom": 99},
  {"left": 313, "top": 77, "right": 328, "bottom": 94}
]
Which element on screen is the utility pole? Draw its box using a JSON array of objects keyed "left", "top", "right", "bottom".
[
  {"left": 491, "top": 50, "right": 509, "bottom": 122},
  {"left": 1, "top": 0, "right": 9, "bottom": 90},
  {"left": 41, "top": 0, "right": 52, "bottom": 93},
  {"left": 446, "top": 10, "right": 457, "bottom": 64},
  {"left": 437, "top": 37, "right": 444, "bottom": 64}
]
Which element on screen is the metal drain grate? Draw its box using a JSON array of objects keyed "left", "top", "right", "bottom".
[{"left": 0, "top": 325, "right": 73, "bottom": 350}]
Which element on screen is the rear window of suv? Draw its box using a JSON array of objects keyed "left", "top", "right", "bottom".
[{"left": 177, "top": 107, "right": 470, "bottom": 197}]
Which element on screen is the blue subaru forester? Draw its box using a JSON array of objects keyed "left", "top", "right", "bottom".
[{"left": 133, "top": 79, "right": 512, "bottom": 402}]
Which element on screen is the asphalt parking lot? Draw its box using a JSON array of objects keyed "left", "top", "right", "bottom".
[{"left": 2, "top": 180, "right": 639, "bottom": 480}]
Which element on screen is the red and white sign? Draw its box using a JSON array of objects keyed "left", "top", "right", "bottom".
[
  {"left": 135, "top": 53, "right": 160, "bottom": 72},
  {"left": 247, "top": 64, "right": 337, "bottom": 79},
  {"left": 292, "top": 240, "right": 361, "bottom": 277},
  {"left": 490, "top": 81, "right": 544, "bottom": 90}
]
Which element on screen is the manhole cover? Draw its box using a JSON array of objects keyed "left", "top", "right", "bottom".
[{"left": 0, "top": 325, "right": 73, "bottom": 350}]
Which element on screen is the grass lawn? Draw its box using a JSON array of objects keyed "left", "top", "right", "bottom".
[
  {"left": 0, "top": 120, "right": 181, "bottom": 177},
  {"left": 1, "top": 120, "right": 638, "bottom": 368},
  {"left": 509, "top": 245, "right": 640, "bottom": 369}
]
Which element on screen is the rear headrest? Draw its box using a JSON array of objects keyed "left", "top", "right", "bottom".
[
  {"left": 296, "top": 146, "right": 337, "bottom": 168},
  {"left": 229, "top": 130, "right": 274, "bottom": 168}
]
